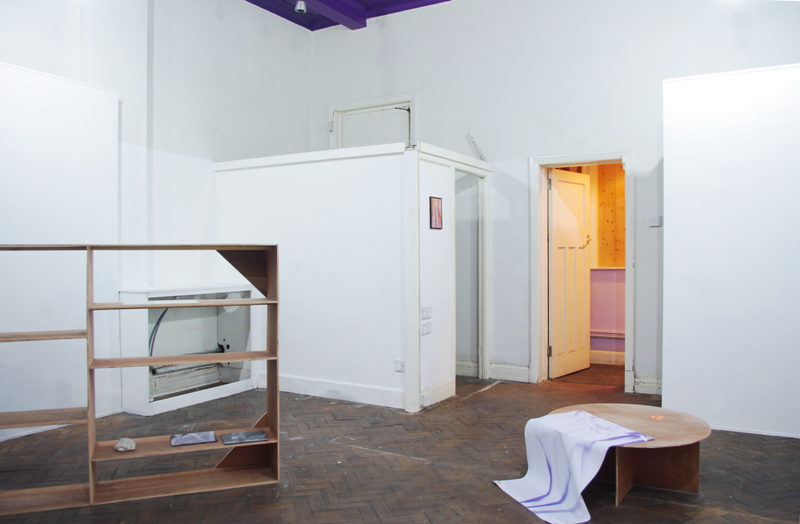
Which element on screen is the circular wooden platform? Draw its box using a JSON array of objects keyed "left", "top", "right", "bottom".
[{"left": 550, "top": 403, "right": 711, "bottom": 449}]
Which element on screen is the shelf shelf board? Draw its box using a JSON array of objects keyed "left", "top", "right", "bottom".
[
  {"left": 0, "top": 330, "right": 87, "bottom": 343},
  {"left": 90, "top": 351, "right": 275, "bottom": 369},
  {"left": 0, "top": 244, "right": 274, "bottom": 252},
  {"left": 0, "top": 408, "right": 87, "bottom": 429},
  {"left": 89, "top": 298, "right": 276, "bottom": 310},
  {"left": 0, "top": 483, "right": 90, "bottom": 517},
  {"left": 92, "top": 464, "right": 277, "bottom": 505},
  {"left": 93, "top": 426, "right": 275, "bottom": 462}
]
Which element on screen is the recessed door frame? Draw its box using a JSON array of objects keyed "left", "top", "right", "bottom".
[
  {"left": 529, "top": 151, "right": 635, "bottom": 393},
  {"left": 404, "top": 142, "right": 493, "bottom": 413}
]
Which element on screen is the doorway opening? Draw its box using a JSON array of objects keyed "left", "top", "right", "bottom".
[
  {"left": 455, "top": 171, "right": 480, "bottom": 379},
  {"left": 530, "top": 152, "right": 634, "bottom": 393},
  {"left": 549, "top": 164, "right": 626, "bottom": 387}
]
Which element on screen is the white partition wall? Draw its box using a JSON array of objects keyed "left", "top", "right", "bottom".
[
  {"left": 0, "top": 63, "right": 121, "bottom": 441},
  {"left": 662, "top": 64, "right": 800, "bottom": 438},
  {"left": 214, "top": 143, "right": 491, "bottom": 412}
]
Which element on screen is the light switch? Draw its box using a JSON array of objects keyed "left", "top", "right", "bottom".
[
  {"left": 648, "top": 215, "right": 662, "bottom": 227},
  {"left": 421, "top": 322, "right": 432, "bottom": 335},
  {"left": 421, "top": 307, "right": 432, "bottom": 320},
  {"left": 394, "top": 360, "right": 405, "bottom": 373}
]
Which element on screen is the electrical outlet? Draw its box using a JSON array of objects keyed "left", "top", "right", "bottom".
[
  {"left": 421, "top": 322, "right": 432, "bottom": 335},
  {"left": 421, "top": 307, "right": 432, "bottom": 320},
  {"left": 648, "top": 215, "right": 662, "bottom": 227},
  {"left": 394, "top": 360, "right": 405, "bottom": 373}
]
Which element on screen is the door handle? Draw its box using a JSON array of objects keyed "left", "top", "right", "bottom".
[{"left": 582, "top": 235, "right": 591, "bottom": 248}]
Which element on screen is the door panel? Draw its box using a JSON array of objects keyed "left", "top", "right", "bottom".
[{"left": 549, "top": 169, "right": 591, "bottom": 378}]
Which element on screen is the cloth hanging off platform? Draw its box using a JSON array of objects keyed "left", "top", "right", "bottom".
[{"left": 495, "top": 410, "right": 652, "bottom": 524}]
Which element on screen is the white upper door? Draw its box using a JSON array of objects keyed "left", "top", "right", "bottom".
[{"left": 549, "top": 168, "right": 591, "bottom": 378}]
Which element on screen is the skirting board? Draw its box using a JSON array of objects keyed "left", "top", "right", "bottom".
[
  {"left": 456, "top": 360, "right": 478, "bottom": 378},
  {"left": 420, "top": 379, "right": 455, "bottom": 408},
  {"left": 0, "top": 407, "right": 123, "bottom": 443},
  {"left": 280, "top": 373, "right": 404, "bottom": 410},
  {"left": 705, "top": 424, "right": 800, "bottom": 440},
  {"left": 0, "top": 425, "right": 64, "bottom": 443},
  {"left": 489, "top": 364, "right": 529, "bottom": 383},
  {"left": 590, "top": 350, "right": 625, "bottom": 366},
  {"left": 634, "top": 375, "right": 662, "bottom": 395}
]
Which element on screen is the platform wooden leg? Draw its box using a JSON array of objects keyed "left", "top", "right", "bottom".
[
  {"left": 628, "top": 442, "right": 700, "bottom": 494},
  {"left": 615, "top": 447, "right": 635, "bottom": 506}
]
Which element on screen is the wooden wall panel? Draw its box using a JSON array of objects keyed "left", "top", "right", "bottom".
[{"left": 597, "top": 164, "right": 625, "bottom": 267}]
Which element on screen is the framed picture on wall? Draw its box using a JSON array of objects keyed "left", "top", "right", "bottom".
[{"left": 430, "top": 197, "right": 443, "bottom": 229}]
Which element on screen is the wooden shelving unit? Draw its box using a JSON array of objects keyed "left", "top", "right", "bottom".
[{"left": 0, "top": 244, "right": 279, "bottom": 516}]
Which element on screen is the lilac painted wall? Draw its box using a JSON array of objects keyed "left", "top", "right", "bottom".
[{"left": 590, "top": 269, "right": 625, "bottom": 352}]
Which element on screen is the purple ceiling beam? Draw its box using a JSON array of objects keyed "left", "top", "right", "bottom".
[{"left": 305, "top": 0, "right": 366, "bottom": 30}]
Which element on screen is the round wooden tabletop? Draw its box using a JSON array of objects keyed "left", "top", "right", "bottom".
[{"left": 549, "top": 403, "right": 711, "bottom": 449}]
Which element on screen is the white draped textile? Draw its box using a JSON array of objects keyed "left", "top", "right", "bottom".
[{"left": 495, "top": 411, "right": 652, "bottom": 524}]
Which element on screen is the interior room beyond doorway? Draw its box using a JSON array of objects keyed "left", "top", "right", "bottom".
[{"left": 549, "top": 163, "right": 626, "bottom": 386}]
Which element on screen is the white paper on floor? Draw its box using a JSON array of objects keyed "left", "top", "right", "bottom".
[{"left": 495, "top": 411, "right": 652, "bottom": 524}]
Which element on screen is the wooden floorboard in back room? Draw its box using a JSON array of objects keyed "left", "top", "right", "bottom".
[{"left": 1, "top": 377, "right": 798, "bottom": 523}]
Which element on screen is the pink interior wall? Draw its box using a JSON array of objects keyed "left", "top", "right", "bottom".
[{"left": 590, "top": 269, "right": 625, "bottom": 352}]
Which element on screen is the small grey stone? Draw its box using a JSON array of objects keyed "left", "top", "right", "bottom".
[{"left": 114, "top": 438, "right": 136, "bottom": 452}]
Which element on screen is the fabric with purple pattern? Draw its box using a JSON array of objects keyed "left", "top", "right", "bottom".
[{"left": 495, "top": 410, "right": 652, "bottom": 524}]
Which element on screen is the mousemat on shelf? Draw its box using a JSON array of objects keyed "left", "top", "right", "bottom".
[
  {"left": 170, "top": 431, "right": 217, "bottom": 447},
  {"left": 221, "top": 430, "right": 270, "bottom": 445}
]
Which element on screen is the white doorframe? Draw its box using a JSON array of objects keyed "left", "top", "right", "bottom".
[
  {"left": 416, "top": 143, "right": 493, "bottom": 379},
  {"left": 404, "top": 143, "right": 492, "bottom": 415},
  {"left": 529, "top": 151, "right": 635, "bottom": 393}
]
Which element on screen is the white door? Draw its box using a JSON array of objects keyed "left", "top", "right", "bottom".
[{"left": 549, "top": 168, "right": 591, "bottom": 378}]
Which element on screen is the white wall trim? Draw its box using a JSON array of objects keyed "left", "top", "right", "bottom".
[
  {"left": 489, "top": 363, "right": 529, "bottom": 383},
  {"left": 415, "top": 142, "right": 493, "bottom": 175},
  {"left": 530, "top": 151, "right": 635, "bottom": 391},
  {"left": 404, "top": 150, "right": 422, "bottom": 413},
  {"left": 213, "top": 143, "right": 406, "bottom": 173},
  {"left": 281, "top": 373, "right": 404, "bottom": 410},
  {"left": 456, "top": 359, "right": 478, "bottom": 377},
  {"left": 420, "top": 379, "right": 455, "bottom": 408},
  {"left": 633, "top": 375, "right": 662, "bottom": 395},
  {"left": 590, "top": 350, "right": 626, "bottom": 366}
]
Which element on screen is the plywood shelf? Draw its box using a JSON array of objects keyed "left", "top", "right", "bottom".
[
  {"left": 0, "top": 483, "right": 90, "bottom": 516},
  {"left": 0, "top": 330, "right": 87, "bottom": 343},
  {"left": 90, "top": 351, "right": 275, "bottom": 369},
  {"left": 89, "top": 298, "right": 275, "bottom": 311},
  {"left": 0, "top": 244, "right": 275, "bottom": 251},
  {"left": 92, "top": 465, "right": 278, "bottom": 505},
  {"left": 0, "top": 408, "right": 88, "bottom": 429},
  {"left": 93, "top": 427, "right": 276, "bottom": 462},
  {"left": 0, "top": 244, "right": 279, "bottom": 515}
]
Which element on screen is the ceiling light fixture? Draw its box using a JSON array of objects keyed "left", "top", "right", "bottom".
[{"left": 295, "top": 1, "right": 307, "bottom": 14}]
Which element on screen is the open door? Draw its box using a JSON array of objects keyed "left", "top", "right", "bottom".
[{"left": 549, "top": 168, "right": 591, "bottom": 378}]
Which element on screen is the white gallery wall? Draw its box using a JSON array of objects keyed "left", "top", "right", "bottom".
[
  {"left": 310, "top": 0, "right": 800, "bottom": 390},
  {"left": 0, "top": 0, "right": 799, "bottom": 411},
  {"left": 0, "top": 0, "right": 313, "bottom": 289},
  {"left": 662, "top": 64, "right": 800, "bottom": 438},
  {"left": 0, "top": 63, "right": 121, "bottom": 440}
]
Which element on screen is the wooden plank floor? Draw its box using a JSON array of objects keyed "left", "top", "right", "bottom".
[{"left": 1, "top": 377, "right": 799, "bottom": 523}]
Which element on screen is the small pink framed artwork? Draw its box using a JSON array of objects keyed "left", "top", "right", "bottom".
[{"left": 430, "top": 197, "right": 443, "bottom": 229}]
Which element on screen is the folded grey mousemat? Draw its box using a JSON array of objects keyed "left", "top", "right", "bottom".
[
  {"left": 221, "top": 430, "right": 269, "bottom": 445},
  {"left": 170, "top": 431, "right": 217, "bottom": 447}
]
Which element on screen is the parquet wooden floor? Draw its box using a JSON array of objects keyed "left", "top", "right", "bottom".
[{"left": 1, "top": 377, "right": 798, "bottom": 523}]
